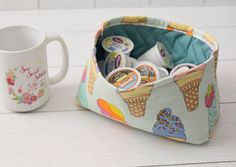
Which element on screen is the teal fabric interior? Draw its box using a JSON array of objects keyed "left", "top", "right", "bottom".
[{"left": 96, "top": 24, "right": 212, "bottom": 66}]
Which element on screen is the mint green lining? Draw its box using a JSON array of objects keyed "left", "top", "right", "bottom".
[{"left": 96, "top": 24, "right": 212, "bottom": 66}]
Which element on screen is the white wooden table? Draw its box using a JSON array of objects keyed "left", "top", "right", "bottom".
[{"left": 0, "top": 7, "right": 236, "bottom": 167}]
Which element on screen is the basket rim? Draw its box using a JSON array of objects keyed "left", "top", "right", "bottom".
[
  {"left": 96, "top": 16, "right": 219, "bottom": 53},
  {"left": 93, "top": 16, "right": 218, "bottom": 92}
]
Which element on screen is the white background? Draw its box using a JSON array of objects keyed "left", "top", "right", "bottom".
[{"left": 0, "top": 1, "right": 235, "bottom": 167}]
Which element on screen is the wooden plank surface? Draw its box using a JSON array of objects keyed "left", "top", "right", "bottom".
[
  {"left": 0, "top": 7, "right": 235, "bottom": 32},
  {"left": 0, "top": 103, "right": 235, "bottom": 167},
  {"left": 161, "top": 162, "right": 236, "bottom": 167},
  {"left": 0, "top": 7, "right": 235, "bottom": 167},
  {"left": 0, "top": 0, "right": 38, "bottom": 10}
]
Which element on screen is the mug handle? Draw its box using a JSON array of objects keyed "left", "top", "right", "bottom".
[{"left": 46, "top": 35, "right": 69, "bottom": 85}]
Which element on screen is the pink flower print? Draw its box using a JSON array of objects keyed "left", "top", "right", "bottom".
[
  {"left": 6, "top": 70, "right": 16, "bottom": 86},
  {"left": 205, "top": 84, "right": 215, "bottom": 108},
  {"left": 18, "top": 86, "right": 23, "bottom": 94},
  {"left": 31, "top": 95, "right": 38, "bottom": 102},
  {"left": 22, "top": 92, "right": 33, "bottom": 105},
  {"left": 6, "top": 77, "right": 15, "bottom": 86}
]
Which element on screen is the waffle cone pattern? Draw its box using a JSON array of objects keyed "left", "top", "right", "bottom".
[
  {"left": 176, "top": 70, "right": 204, "bottom": 112},
  {"left": 88, "top": 71, "right": 96, "bottom": 95},
  {"left": 214, "top": 51, "right": 218, "bottom": 79},
  {"left": 88, "top": 57, "right": 98, "bottom": 95},
  {"left": 119, "top": 84, "right": 154, "bottom": 117}
]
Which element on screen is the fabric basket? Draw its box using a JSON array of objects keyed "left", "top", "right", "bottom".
[{"left": 76, "top": 16, "right": 219, "bottom": 144}]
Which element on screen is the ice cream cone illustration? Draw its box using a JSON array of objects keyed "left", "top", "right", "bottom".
[
  {"left": 118, "top": 83, "right": 154, "bottom": 117},
  {"left": 97, "top": 98, "right": 126, "bottom": 124},
  {"left": 153, "top": 108, "right": 186, "bottom": 142},
  {"left": 203, "top": 32, "right": 216, "bottom": 46},
  {"left": 205, "top": 84, "right": 217, "bottom": 137},
  {"left": 121, "top": 16, "right": 147, "bottom": 25},
  {"left": 167, "top": 22, "right": 193, "bottom": 36},
  {"left": 213, "top": 50, "right": 219, "bottom": 79},
  {"left": 103, "top": 20, "right": 111, "bottom": 29},
  {"left": 77, "top": 63, "right": 89, "bottom": 108},
  {"left": 174, "top": 64, "right": 206, "bottom": 112},
  {"left": 88, "top": 56, "right": 99, "bottom": 95}
]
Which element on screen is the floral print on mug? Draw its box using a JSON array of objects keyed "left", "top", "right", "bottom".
[{"left": 5, "top": 65, "right": 47, "bottom": 105}]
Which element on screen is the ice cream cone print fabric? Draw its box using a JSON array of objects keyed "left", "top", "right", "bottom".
[
  {"left": 121, "top": 16, "right": 148, "bottom": 25},
  {"left": 118, "top": 83, "right": 154, "bottom": 118},
  {"left": 167, "top": 22, "right": 193, "bottom": 36},
  {"left": 77, "top": 63, "right": 89, "bottom": 108},
  {"left": 76, "top": 17, "right": 219, "bottom": 144},
  {"left": 174, "top": 64, "right": 206, "bottom": 112},
  {"left": 205, "top": 84, "right": 218, "bottom": 137},
  {"left": 88, "top": 56, "right": 100, "bottom": 96},
  {"left": 97, "top": 98, "right": 126, "bottom": 124},
  {"left": 153, "top": 108, "right": 186, "bottom": 142}
]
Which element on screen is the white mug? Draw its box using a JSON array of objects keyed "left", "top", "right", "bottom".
[{"left": 0, "top": 25, "right": 69, "bottom": 112}]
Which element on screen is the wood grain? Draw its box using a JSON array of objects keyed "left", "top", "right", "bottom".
[
  {"left": 95, "top": 0, "right": 141, "bottom": 8},
  {"left": 39, "top": 0, "right": 94, "bottom": 9},
  {"left": 0, "top": 7, "right": 235, "bottom": 167},
  {"left": 0, "top": 0, "right": 38, "bottom": 10},
  {"left": 0, "top": 103, "right": 235, "bottom": 167},
  {"left": 151, "top": 161, "right": 236, "bottom": 167},
  {"left": 0, "top": 7, "right": 235, "bottom": 32},
  {"left": 150, "top": 0, "right": 204, "bottom": 7}
]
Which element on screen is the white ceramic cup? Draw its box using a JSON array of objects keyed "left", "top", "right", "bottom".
[{"left": 0, "top": 25, "right": 69, "bottom": 112}]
